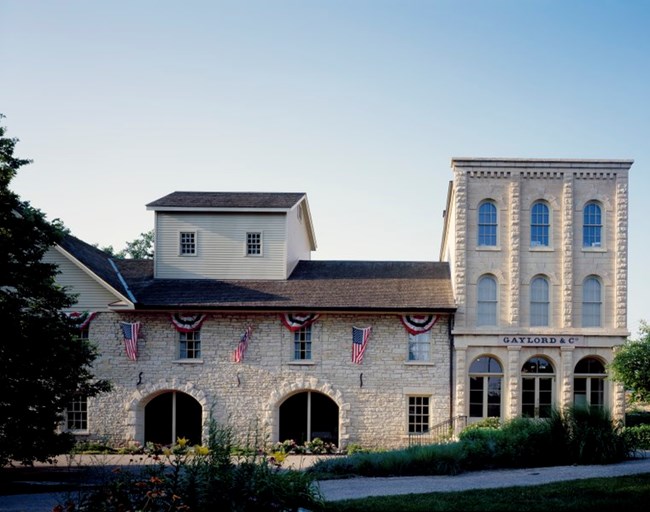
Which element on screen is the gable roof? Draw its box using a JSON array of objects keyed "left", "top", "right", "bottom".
[
  {"left": 146, "top": 191, "right": 306, "bottom": 210},
  {"left": 57, "top": 234, "right": 135, "bottom": 306},
  {"left": 113, "top": 259, "right": 455, "bottom": 313}
]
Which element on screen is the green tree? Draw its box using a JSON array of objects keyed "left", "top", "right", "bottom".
[
  {"left": 609, "top": 321, "right": 650, "bottom": 402},
  {"left": 0, "top": 114, "right": 110, "bottom": 466},
  {"left": 97, "top": 230, "right": 154, "bottom": 259}
]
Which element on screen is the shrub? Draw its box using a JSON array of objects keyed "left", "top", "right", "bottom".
[{"left": 623, "top": 424, "right": 650, "bottom": 450}]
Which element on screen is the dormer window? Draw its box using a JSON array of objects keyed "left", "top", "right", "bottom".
[
  {"left": 179, "top": 232, "right": 196, "bottom": 255},
  {"left": 246, "top": 232, "right": 262, "bottom": 256}
]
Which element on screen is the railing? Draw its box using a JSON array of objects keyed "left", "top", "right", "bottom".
[{"left": 408, "top": 415, "right": 467, "bottom": 447}]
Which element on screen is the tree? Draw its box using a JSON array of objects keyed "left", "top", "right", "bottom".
[
  {"left": 0, "top": 114, "right": 110, "bottom": 466},
  {"left": 609, "top": 321, "right": 650, "bottom": 402},
  {"left": 97, "top": 230, "right": 154, "bottom": 259}
]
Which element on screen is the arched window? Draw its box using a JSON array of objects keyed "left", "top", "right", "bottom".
[
  {"left": 531, "top": 202, "right": 550, "bottom": 247},
  {"left": 582, "top": 276, "right": 602, "bottom": 327},
  {"left": 478, "top": 201, "right": 497, "bottom": 247},
  {"left": 521, "top": 356, "right": 555, "bottom": 418},
  {"left": 477, "top": 275, "right": 498, "bottom": 326},
  {"left": 530, "top": 276, "right": 550, "bottom": 327},
  {"left": 469, "top": 356, "right": 503, "bottom": 419},
  {"left": 583, "top": 202, "right": 602, "bottom": 248},
  {"left": 574, "top": 357, "right": 606, "bottom": 409}
]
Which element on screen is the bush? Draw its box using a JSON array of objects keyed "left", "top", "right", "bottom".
[
  {"left": 63, "top": 421, "right": 324, "bottom": 512},
  {"left": 623, "top": 424, "right": 650, "bottom": 450}
]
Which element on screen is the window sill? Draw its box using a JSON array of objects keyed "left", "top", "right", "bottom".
[
  {"left": 529, "top": 246, "right": 554, "bottom": 252},
  {"left": 404, "top": 361, "right": 435, "bottom": 366},
  {"left": 287, "top": 360, "right": 316, "bottom": 366},
  {"left": 581, "top": 247, "right": 607, "bottom": 253},
  {"left": 476, "top": 246, "right": 501, "bottom": 251},
  {"left": 173, "top": 359, "right": 204, "bottom": 364},
  {"left": 68, "top": 430, "right": 90, "bottom": 435}
]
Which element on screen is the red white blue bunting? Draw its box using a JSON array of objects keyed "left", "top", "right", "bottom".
[
  {"left": 399, "top": 315, "right": 438, "bottom": 335},
  {"left": 67, "top": 311, "right": 97, "bottom": 330},
  {"left": 280, "top": 313, "right": 320, "bottom": 331},
  {"left": 170, "top": 313, "right": 207, "bottom": 332}
]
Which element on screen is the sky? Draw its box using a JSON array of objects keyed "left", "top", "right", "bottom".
[{"left": 2, "top": 0, "right": 649, "bottom": 336}]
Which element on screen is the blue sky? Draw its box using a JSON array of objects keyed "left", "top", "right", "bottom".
[{"left": 2, "top": 0, "right": 649, "bottom": 336}]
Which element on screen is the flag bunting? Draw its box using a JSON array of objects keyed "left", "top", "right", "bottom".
[
  {"left": 170, "top": 313, "right": 207, "bottom": 332},
  {"left": 352, "top": 326, "right": 372, "bottom": 364},
  {"left": 233, "top": 325, "right": 253, "bottom": 363},
  {"left": 399, "top": 315, "right": 438, "bottom": 335},
  {"left": 280, "top": 313, "right": 320, "bottom": 331},
  {"left": 120, "top": 322, "right": 140, "bottom": 361},
  {"left": 66, "top": 311, "right": 97, "bottom": 330}
]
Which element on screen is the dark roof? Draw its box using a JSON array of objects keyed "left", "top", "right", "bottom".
[
  {"left": 114, "top": 260, "right": 455, "bottom": 312},
  {"left": 146, "top": 192, "right": 306, "bottom": 210},
  {"left": 58, "top": 235, "right": 132, "bottom": 300}
]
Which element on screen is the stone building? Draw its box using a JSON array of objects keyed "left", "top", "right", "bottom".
[
  {"left": 47, "top": 158, "right": 633, "bottom": 450},
  {"left": 47, "top": 192, "right": 455, "bottom": 449},
  {"left": 440, "top": 158, "right": 633, "bottom": 425}
]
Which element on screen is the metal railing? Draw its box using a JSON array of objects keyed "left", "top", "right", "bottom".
[{"left": 408, "top": 415, "right": 467, "bottom": 447}]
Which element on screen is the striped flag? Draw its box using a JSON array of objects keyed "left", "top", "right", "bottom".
[
  {"left": 352, "top": 326, "right": 372, "bottom": 364},
  {"left": 234, "top": 325, "right": 253, "bottom": 363},
  {"left": 120, "top": 322, "right": 140, "bottom": 361}
]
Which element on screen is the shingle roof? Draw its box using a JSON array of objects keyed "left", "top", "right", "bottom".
[
  {"left": 146, "top": 192, "right": 306, "bottom": 210},
  {"left": 114, "top": 259, "right": 455, "bottom": 312}
]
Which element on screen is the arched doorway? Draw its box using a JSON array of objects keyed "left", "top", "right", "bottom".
[
  {"left": 521, "top": 356, "right": 555, "bottom": 418},
  {"left": 469, "top": 355, "right": 503, "bottom": 420},
  {"left": 574, "top": 357, "right": 607, "bottom": 409},
  {"left": 279, "top": 391, "right": 339, "bottom": 445},
  {"left": 144, "top": 391, "right": 202, "bottom": 446}
]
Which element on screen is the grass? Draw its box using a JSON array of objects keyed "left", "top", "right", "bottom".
[{"left": 323, "top": 472, "right": 650, "bottom": 511}]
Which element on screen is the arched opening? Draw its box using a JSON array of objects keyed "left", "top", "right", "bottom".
[
  {"left": 574, "top": 357, "right": 607, "bottom": 409},
  {"left": 521, "top": 356, "right": 555, "bottom": 419},
  {"left": 279, "top": 391, "right": 339, "bottom": 446},
  {"left": 144, "top": 391, "right": 202, "bottom": 446},
  {"left": 469, "top": 355, "right": 503, "bottom": 420}
]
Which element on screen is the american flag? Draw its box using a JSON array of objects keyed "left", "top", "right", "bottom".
[
  {"left": 234, "top": 325, "right": 253, "bottom": 363},
  {"left": 352, "top": 326, "right": 372, "bottom": 364},
  {"left": 120, "top": 322, "right": 140, "bottom": 361}
]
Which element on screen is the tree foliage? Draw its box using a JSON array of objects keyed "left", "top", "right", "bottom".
[
  {"left": 98, "top": 230, "right": 154, "bottom": 259},
  {"left": 0, "top": 114, "right": 110, "bottom": 466},
  {"left": 609, "top": 321, "right": 650, "bottom": 402}
]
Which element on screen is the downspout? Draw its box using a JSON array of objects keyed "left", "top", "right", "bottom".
[{"left": 448, "top": 313, "right": 455, "bottom": 422}]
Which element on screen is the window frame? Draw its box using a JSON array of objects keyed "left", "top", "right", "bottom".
[
  {"left": 530, "top": 201, "right": 550, "bottom": 247},
  {"left": 583, "top": 202, "right": 603, "bottom": 248},
  {"left": 407, "top": 332, "right": 431, "bottom": 362},
  {"left": 407, "top": 395, "right": 430, "bottom": 434},
  {"left": 179, "top": 231, "right": 197, "bottom": 256},
  {"left": 582, "top": 276, "right": 602, "bottom": 327},
  {"left": 468, "top": 356, "right": 503, "bottom": 419},
  {"left": 477, "top": 201, "right": 498, "bottom": 247},
  {"left": 530, "top": 275, "right": 550, "bottom": 327},
  {"left": 179, "top": 329, "right": 202, "bottom": 360},
  {"left": 477, "top": 274, "right": 498, "bottom": 326},
  {"left": 521, "top": 356, "right": 555, "bottom": 419},
  {"left": 574, "top": 357, "right": 607, "bottom": 409},
  {"left": 65, "top": 395, "right": 88, "bottom": 432},
  {"left": 293, "top": 325, "right": 312, "bottom": 361},
  {"left": 246, "top": 231, "right": 263, "bottom": 256}
]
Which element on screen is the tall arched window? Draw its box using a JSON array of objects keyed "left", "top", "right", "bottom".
[
  {"left": 574, "top": 357, "right": 606, "bottom": 409},
  {"left": 521, "top": 356, "right": 555, "bottom": 418},
  {"left": 530, "top": 276, "right": 550, "bottom": 327},
  {"left": 582, "top": 276, "right": 602, "bottom": 327},
  {"left": 583, "top": 202, "right": 602, "bottom": 247},
  {"left": 478, "top": 201, "right": 497, "bottom": 247},
  {"left": 531, "top": 202, "right": 550, "bottom": 247},
  {"left": 477, "top": 275, "right": 498, "bottom": 326},
  {"left": 469, "top": 356, "right": 502, "bottom": 419}
]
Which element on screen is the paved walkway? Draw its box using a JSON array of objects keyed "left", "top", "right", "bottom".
[{"left": 1, "top": 452, "right": 649, "bottom": 511}]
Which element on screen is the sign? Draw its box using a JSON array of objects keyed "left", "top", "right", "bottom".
[{"left": 501, "top": 335, "right": 583, "bottom": 346}]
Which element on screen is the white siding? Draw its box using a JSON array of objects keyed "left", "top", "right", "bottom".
[
  {"left": 44, "top": 248, "right": 122, "bottom": 311},
  {"left": 286, "top": 203, "right": 312, "bottom": 276},
  {"left": 155, "top": 212, "right": 288, "bottom": 280}
]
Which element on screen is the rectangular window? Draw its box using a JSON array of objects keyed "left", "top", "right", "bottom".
[
  {"left": 179, "top": 232, "right": 196, "bottom": 255},
  {"left": 246, "top": 232, "right": 262, "bottom": 256},
  {"left": 408, "top": 396, "right": 430, "bottom": 433},
  {"left": 66, "top": 396, "right": 88, "bottom": 431},
  {"left": 408, "top": 333, "right": 430, "bottom": 362},
  {"left": 179, "top": 330, "right": 201, "bottom": 359},
  {"left": 293, "top": 326, "right": 312, "bottom": 360}
]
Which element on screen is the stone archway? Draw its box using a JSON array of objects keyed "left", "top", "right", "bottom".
[
  {"left": 262, "top": 377, "right": 350, "bottom": 449},
  {"left": 125, "top": 380, "right": 209, "bottom": 445}
]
